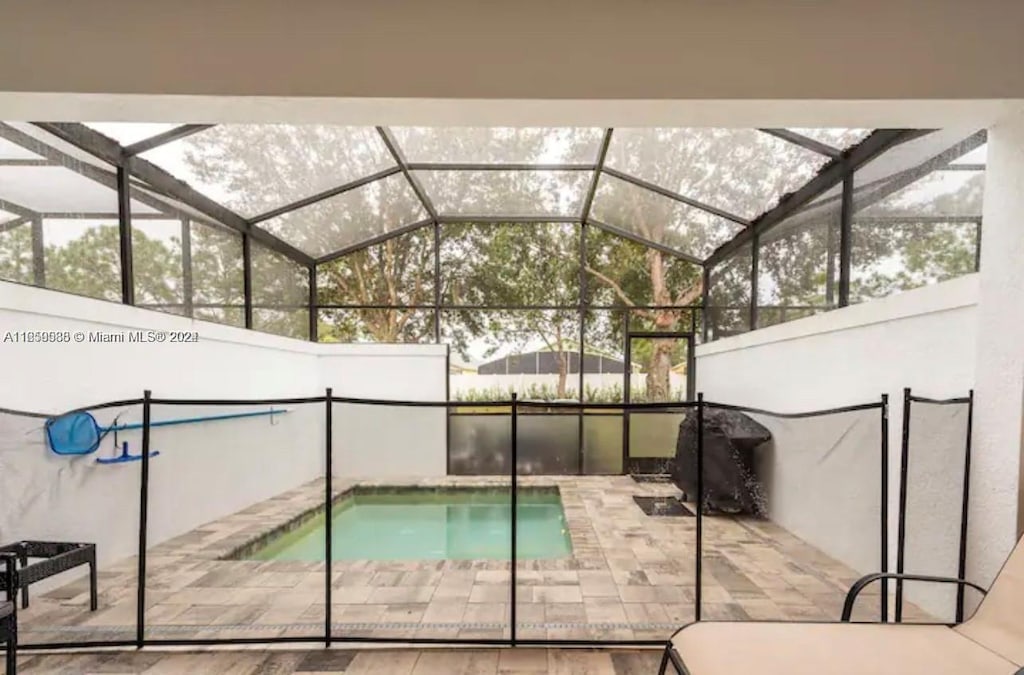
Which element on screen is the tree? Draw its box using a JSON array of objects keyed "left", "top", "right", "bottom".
[
  {"left": 167, "top": 124, "right": 985, "bottom": 376},
  {"left": 173, "top": 126, "right": 818, "bottom": 398},
  {"left": 189, "top": 220, "right": 246, "bottom": 325},
  {"left": 43, "top": 224, "right": 122, "bottom": 301},
  {"left": 755, "top": 152, "right": 984, "bottom": 319},
  {"left": 582, "top": 228, "right": 700, "bottom": 400},
  {"left": 848, "top": 169, "right": 982, "bottom": 302},
  {"left": 44, "top": 224, "right": 182, "bottom": 305},
  {"left": 441, "top": 222, "right": 580, "bottom": 396},
  {"left": 0, "top": 216, "right": 246, "bottom": 328},
  {"left": 0, "top": 223, "right": 33, "bottom": 284},
  {"left": 0, "top": 126, "right": 987, "bottom": 372},
  {"left": 317, "top": 228, "right": 434, "bottom": 343},
  {"left": 586, "top": 129, "right": 818, "bottom": 396}
]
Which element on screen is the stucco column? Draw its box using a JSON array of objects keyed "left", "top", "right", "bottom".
[{"left": 970, "top": 113, "right": 1024, "bottom": 589}]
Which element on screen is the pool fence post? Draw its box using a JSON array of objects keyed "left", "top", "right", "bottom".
[
  {"left": 695, "top": 392, "right": 704, "bottom": 622},
  {"left": 881, "top": 392, "right": 890, "bottom": 623},
  {"left": 325, "top": 388, "right": 333, "bottom": 647},
  {"left": 896, "top": 388, "right": 911, "bottom": 622},
  {"left": 136, "top": 389, "right": 151, "bottom": 648},
  {"left": 510, "top": 393, "right": 518, "bottom": 646},
  {"left": 955, "top": 390, "right": 974, "bottom": 623}
]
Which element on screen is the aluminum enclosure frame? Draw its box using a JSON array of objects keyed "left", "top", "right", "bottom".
[{"left": 0, "top": 122, "right": 984, "bottom": 350}]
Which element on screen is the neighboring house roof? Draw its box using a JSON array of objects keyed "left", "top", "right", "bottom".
[{"left": 477, "top": 349, "right": 631, "bottom": 375}]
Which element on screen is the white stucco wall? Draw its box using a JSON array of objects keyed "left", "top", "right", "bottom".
[
  {"left": 697, "top": 275, "right": 978, "bottom": 410},
  {"left": 320, "top": 344, "right": 449, "bottom": 479},
  {"left": 696, "top": 275, "right": 979, "bottom": 618},
  {"left": 968, "top": 114, "right": 1024, "bottom": 606},
  {"left": 0, "top": 281, "right": 446, "bottom": 572}
]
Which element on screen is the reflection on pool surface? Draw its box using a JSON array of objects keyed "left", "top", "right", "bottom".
[{"left": 249, "top": 488, "right": 573, "bottom": 561}]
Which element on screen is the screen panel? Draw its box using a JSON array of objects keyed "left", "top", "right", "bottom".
[
  {"left": 604, "top": 128, "right": 830, "bottom": 219},
  {"left": 757, "top": 198, "right": 841, "bottom": 328},
  {"left": 851, "top": 131, "right": 984, "bottom": 303},
  {"left": 440, "top": 222, "right": 579, "bottom": 307},
  {"left": 140, "top": 125, "right": 395, "bottom": 217},
  {"left": 391, "top": 127, "right": 603, "bottom": 164},
  {"left": 257, "top": 173, "right": 428, "bottom": 258},
  {"left": 590, "top": 174, "right": 743, "bottom": 260},
  {"left": 251, "top": 242, "right": 310, "bottom": 340},
  {"left": 696, "top": 404, "right": 887, "bottom": 623},
  {"left": 418, "top": 171, "right": 589, "bottom": 217},
  {"left": 706, "top": 243, "right": 752, "bottom": 340}
]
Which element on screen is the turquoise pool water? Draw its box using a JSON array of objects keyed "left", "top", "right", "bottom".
[{"left": 249, "top": 488, "right": 572, "bottom": 561}]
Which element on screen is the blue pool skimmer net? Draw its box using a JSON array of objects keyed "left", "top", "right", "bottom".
[{"left": 44, "top": 408, "right": 288, "bottom": 464}]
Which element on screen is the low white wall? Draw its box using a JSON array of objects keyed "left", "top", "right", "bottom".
[
  {"left": 696, "top": 275, "right": 979, "bottom": 618},
  {"left": 321, "top": 344, "right": 448, "bottom": 479},
  {"left": 0, "top": 289, "right": 322, "bottom": 411},
  {"left": 0, "top": 281, "right": 447, "bottom": 575}
]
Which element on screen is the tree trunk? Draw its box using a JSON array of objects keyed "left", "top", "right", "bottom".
[
  {"left": 646, "top": 338, "right": 675, "bottom": 401},
  {"left": 645, "top": 249, "right": 677, "bottom": 401},
  {"left": 554, "top": 322, "right": 568, "bottom": 398}
]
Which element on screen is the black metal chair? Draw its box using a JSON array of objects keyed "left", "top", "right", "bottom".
[{"left": 0, "top": 552, "right": 16, "bottom": 675}]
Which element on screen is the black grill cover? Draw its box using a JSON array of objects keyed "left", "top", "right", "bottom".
[{"left": 672, "top": 409, "right": 772, "bottom": 515}]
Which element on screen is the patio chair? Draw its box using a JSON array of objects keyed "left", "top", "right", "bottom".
[
  {"left": 1, "top": 552, "right": 16, "bottom": 675},
  {"left": 658, "top": 536, "right": 1024, "bottom": 674}
]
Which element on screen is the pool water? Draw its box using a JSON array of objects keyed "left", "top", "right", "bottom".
[{"left": 249, "top": 488, "right": 573, "bottom": 561}]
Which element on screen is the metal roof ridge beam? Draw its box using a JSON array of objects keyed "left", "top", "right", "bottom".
[
  {"left": 704, "top": 129, "right": 931, "bottom": 266},
  {"left": 586, "top": 217, "right": 703, "bottom": 265},
  {"left": 759, "top": 128, "right": 842, "bottom": 158},
  {"left": 377, "top": 126, "right": 438, "bottom": 221},
  {"left": 32, "top": 122, "right": 314, "bottom": 265},
  {"left": 315, "top": 219, "right": 435, "bottom": 265},
  {"left": 124, "top": 124, "right": 216, "bottom": 157},
  {"left": 601, "top": 167, "right": 750, "bottom": 227},
  {"left": 249, "top": 167, "right": 402, "bottom": 224},
  {"left": 580, "top": 129, "right": 613, "bottom": 221}
]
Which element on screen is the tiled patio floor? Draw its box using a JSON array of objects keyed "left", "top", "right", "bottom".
[
  {"left": 17, "top": 476, "right": 911, "bottom": 645},
  {"left": 17, "top": 648, "right": 664, "bottom": 675}
]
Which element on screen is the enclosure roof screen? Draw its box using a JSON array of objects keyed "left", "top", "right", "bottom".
[{"left": 0, "top": 124, "right": 982, "bottom": 268}]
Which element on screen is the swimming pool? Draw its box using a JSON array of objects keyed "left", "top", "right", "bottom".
[{"left": 247, "top": 487, "right": 573, "bottom": 561}]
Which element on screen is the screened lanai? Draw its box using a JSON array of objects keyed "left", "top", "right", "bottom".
[
  {"left": 0, "top": 124, "right": 985, "bottom": 352},
  {"left": 0, "top": 122, "right": 987, "bottom": 648}
]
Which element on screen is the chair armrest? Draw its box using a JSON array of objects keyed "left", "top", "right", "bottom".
[
  {"left": 841, "top": 572, "right": 987, "bottom": 622},
  {"left": 0, "top": 552, "right": 16, "bottom": 602},
  {"left": 665, "top": 647, "right": 689, "bottom": 674}
]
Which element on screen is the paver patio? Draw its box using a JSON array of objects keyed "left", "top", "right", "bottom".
[{"left": 16, "top": 476, "right": 913, "bottom": 645}]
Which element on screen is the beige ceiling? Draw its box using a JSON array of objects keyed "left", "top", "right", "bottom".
[{"left": 1, "top": 0, "right": 1023, "bottom": 128}]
